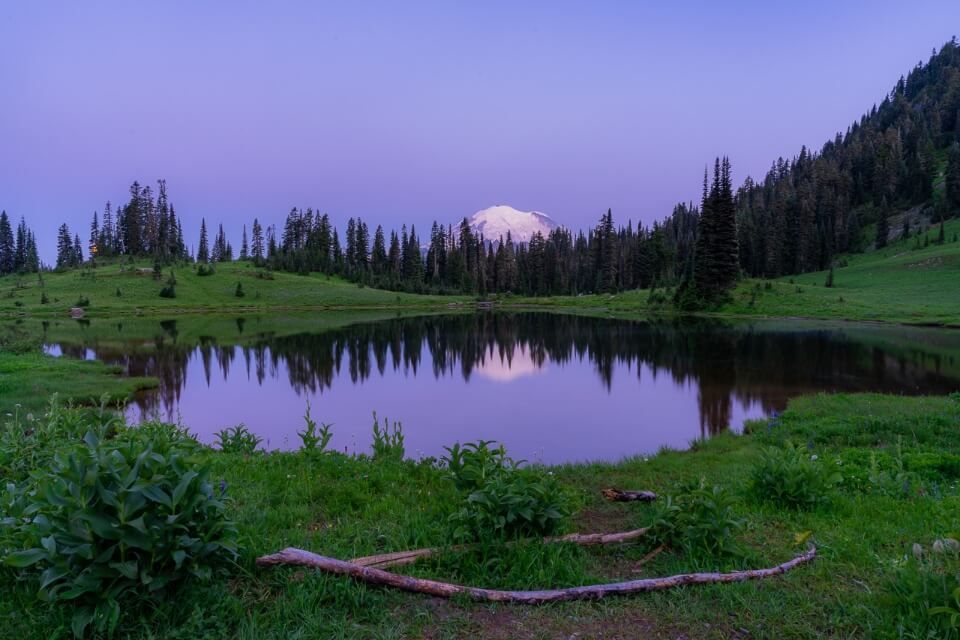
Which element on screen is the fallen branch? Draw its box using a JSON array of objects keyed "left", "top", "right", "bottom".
[
  {"left": 350, "top": 527, "right": 650, "bottom": 568},
  {"left": 602, "top": 488, "right": 658, "bottom": 502},
  {"left": 257, "top": 545, "right": 816, "bottom": 603}
]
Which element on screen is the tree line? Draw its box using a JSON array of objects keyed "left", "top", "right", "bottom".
[
  {"left": 23, "top": 38, "right": 960, "bottom": 304},
  {"left": 0, "top": 211, "right": 40, "bottom": 276}
]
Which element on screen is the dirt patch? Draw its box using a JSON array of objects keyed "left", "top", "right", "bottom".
[{"left": 413, "top": 600, "right": 668, "bottom": 640}]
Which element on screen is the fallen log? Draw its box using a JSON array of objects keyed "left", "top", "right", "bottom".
[
  {"left": 257, "top": 545, "right": 816, "bottom": 603},
  {"left": 351, "top": 527, "right": 650, "bottom": 568},
  {"left": 602, "top": 488, "right": 657, "bottom": 502}
]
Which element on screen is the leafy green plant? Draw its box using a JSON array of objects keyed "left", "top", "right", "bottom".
[
  {"left": 442, "top": 440, "right": 569, "bottom": 542},
  {"left": 748, "top": 441, "right": 841, "bottom": 509},
  {"left": 2, "top": 430, "right": 238, "bottom": 637},
  {"left": 213, "top": 424, "right": 261, "bottom": 455},
  {"left": 298, "top": 403, "right": 332, "bottom": 454},
  {"left": 234, "top": 282, "right": 245, "bottom": 298},
  {"left": 867, "top": 437, "right": 923, "bottom": 497},
  {"left": 371, "top": 412, "right": 404, "bottom": 462},
  {"left": 159, "top": 284, "right": 176, "bottom": 299},
  {"left": 649, "top": 478, "right": 744, "bottom": 560},
  {"left": 442, "top": 440, "right": 513, "bottom": 492},
  {"left": 75, "top": 295, "right": 90, "bottom": 308}
]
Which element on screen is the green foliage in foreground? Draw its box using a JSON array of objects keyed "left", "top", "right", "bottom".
[{"left": 0, "top": 393, "right": 959, "bottom": 638}]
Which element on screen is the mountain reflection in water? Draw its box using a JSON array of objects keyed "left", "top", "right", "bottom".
[{"left": 40, "top": 313, "right": 960, "bottom": 463}]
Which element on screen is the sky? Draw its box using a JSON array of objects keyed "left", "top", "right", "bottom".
[{"left": 2, "top": 1, "right": 960, "bottom": 261}]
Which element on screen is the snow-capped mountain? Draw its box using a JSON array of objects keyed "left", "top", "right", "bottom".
[{"left": 466, "top": 205, "right": 559, "bottom": 244}]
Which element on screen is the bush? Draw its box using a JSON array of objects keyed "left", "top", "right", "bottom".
[
  {"left": 214, "top": 424, "right": 261, "bottom": 454},
  {"left": 40, "top": 292, "right": 49, "bottom": 304},
  {"left": 75, "top": 295, "right": 90, "bottom": 308},
  {"left": 159, "top": 284, "right": 176, "bottom": 298},
  {"left": 1, "top": 430, "right": 238, "bottom": 637},
  {"left": 748, "top": 441, "right": 840, "bottom": 509},
  {"left": 196, "top": 264, "right": 215, "bottom": 277},
  {"left": 371, "top": 412, "right": 404, "bottom": 462},
  {"left": 297, "top": 403, "right": 332, "bottom": 454},
  {"left": 442, "top": 441, "right": 570, "bottom": 542},
  {"left": 648, "top": 478, "right": 743, "bottom": 560}
]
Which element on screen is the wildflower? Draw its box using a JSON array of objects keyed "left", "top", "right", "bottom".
[
  {"left": 912, "top": 543, "right": 923, "bottom": 560},
  {"left": 810, "top": 454, "right": 819, "bottom": 461},
  {"left": 933, "top": 539, "right": 945, "bottom": 554}
]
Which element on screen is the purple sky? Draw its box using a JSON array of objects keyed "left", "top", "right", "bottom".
[{"left": 3, "top": 2, "right": 960, "bottom": 261}]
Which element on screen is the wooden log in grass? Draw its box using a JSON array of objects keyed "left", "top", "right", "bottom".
[
  {"left": 256, "top": 545, "right": 816, "bottom": 603},
  {"left": 351, "top": 527, "right": 651, "bottom": 568},
  {"left": 602, "top": 488, "right": 658, "bottom": 502}
]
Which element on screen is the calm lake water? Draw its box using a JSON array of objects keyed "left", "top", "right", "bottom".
[{"left": 40, "top": 312, "right": 960, "bottom": 463}]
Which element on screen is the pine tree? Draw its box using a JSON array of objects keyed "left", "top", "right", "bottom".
[
  {"left": 0, "top": 211, "right": 13, "bottom": 275},
  {"left": 947, "top": 142, "right": 960, "bottom": 214},
  {"left": 240, "top": 225, "right": 249, "bottom": 260},
  {"left": 251, "top": 219, "right": 264, "bottom": 262},
  {"left": 55, "top": 224, "right": 73, "bottom": 269},
  {"left": 88, "top": 211, "right": 100, "bottom": 260},
  {"left": 876, "top": 199, "right": 890, "bottom": 249},
  {"left": 197, "top": 219, "right": 209, "bottom": 263},
  {"left": 73, "top": 234, "right": 84, "bottom": 266}
]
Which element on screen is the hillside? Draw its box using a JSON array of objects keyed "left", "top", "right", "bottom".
[
  {"left": 511, "top": 216, "right": 960, "bottom": 326},
  {"left": 0, "top": 261, "right": 467, "bottom": 316}
]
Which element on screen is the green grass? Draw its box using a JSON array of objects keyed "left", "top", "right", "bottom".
[
  {"left": 3, "top": 393, "right": 960, "bottom": 638},
  {"left": 0, "top": 347, "right": 156, "bottom": 416},
  {"left": 0, "top": 261, "right": 468, "bottom": 317}
]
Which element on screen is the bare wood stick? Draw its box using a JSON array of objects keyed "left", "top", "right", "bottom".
[
  {"left": 257, "top": 545, "right": 816, "bottom": 603},
  {"left": 602, "top": 488, "right": 658, "bottom": 502},
  {"left": 631, "top": 545, "right": 666, "bottom": 572},
  {"left": 350, "top": 527, "right": 651, "bottom": 568}
]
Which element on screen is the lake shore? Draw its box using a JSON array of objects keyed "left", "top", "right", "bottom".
[{"left": 2, "top": 392, "right": 958, "bottom": 638}]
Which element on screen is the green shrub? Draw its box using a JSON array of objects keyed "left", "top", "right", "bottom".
[
  {"left": 2, "top": 430, "right": 238, "bottom": 637},
  {"left": 748, "top": 441, "right": 840, "bottom": 509},
  {"left": 442, "top": 440, "right": 570, "bottom": 542},
  {"left": 213, "top": 424, "right": 261, "bottom": 455},
  {"left": 649, "top": 478, "right": 743, "bottom": 560},
  {"left": 75, "top": 295, "right": 90, "bottom": 308},
  {"left": 196, "top": 264, "right": 215, "bottom": 277},
  {"left": 298, "top": 403, "right": 332, "bottom": 454},
  {"left": 234, "top": 282, "right": 245, "bottom": 298},
  {"left": 371, "top": 412, "right": 404, "bottom": 462},
  {"left": 159, "top": 284, "right": 176, "bottom": 299},
  {"left": 442, "top": 440, "right": 512, "bottom": 492}
]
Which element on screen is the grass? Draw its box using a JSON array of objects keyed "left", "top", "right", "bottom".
[
  {"left": 0, "top": 261, "right": 468, "bottom": 317},
  {"left": 3, "top": 392, "right": 959, "bottom": 638}
]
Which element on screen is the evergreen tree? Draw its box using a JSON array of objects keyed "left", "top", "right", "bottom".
[
  {"left": 55, "top": 224, "right": 73, "bottom": 269},
  {"left": 240, "top": 225, "right": 249, "bottom": 260},
  {"left": 89, "top": 211, "right": 100, "bottom": 260},
  {"left": 876, "top": 199, "right": 890, "bottom": 248},
  {"left": 0, "top": 211, "right": 13, "bottom": 275},
  {"left": 73, "top": 234, "right": 84, "bottom": 266},
  {"left": 251, "top": 218, "right": 264, "bottom": 261},
  {"left": 197, "top": 219, "right": 210, "bottom": 263},
  {"left": 947, "top": 142, "right": 960, "bottom": 214}
]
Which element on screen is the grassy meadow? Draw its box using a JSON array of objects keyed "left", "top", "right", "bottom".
[{"left": 2, "top": 393, "right": 959, "bottom": 639}]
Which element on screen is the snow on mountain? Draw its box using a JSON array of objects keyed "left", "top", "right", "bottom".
[{"left": 466, "top": 205, "right": 559, "bottom": 244}]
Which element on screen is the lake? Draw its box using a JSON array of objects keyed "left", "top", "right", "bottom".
[{"left": 39, "top": 312, "right": 960, "bottom": 463}]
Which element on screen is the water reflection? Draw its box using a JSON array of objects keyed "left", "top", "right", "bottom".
[{"left": 40, "top": 313, "right": 960, "bottom": 463}]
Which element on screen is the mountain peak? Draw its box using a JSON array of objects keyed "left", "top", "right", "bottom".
[{"left": 467, "top": 205, "right": 559, "bottom": 243}]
